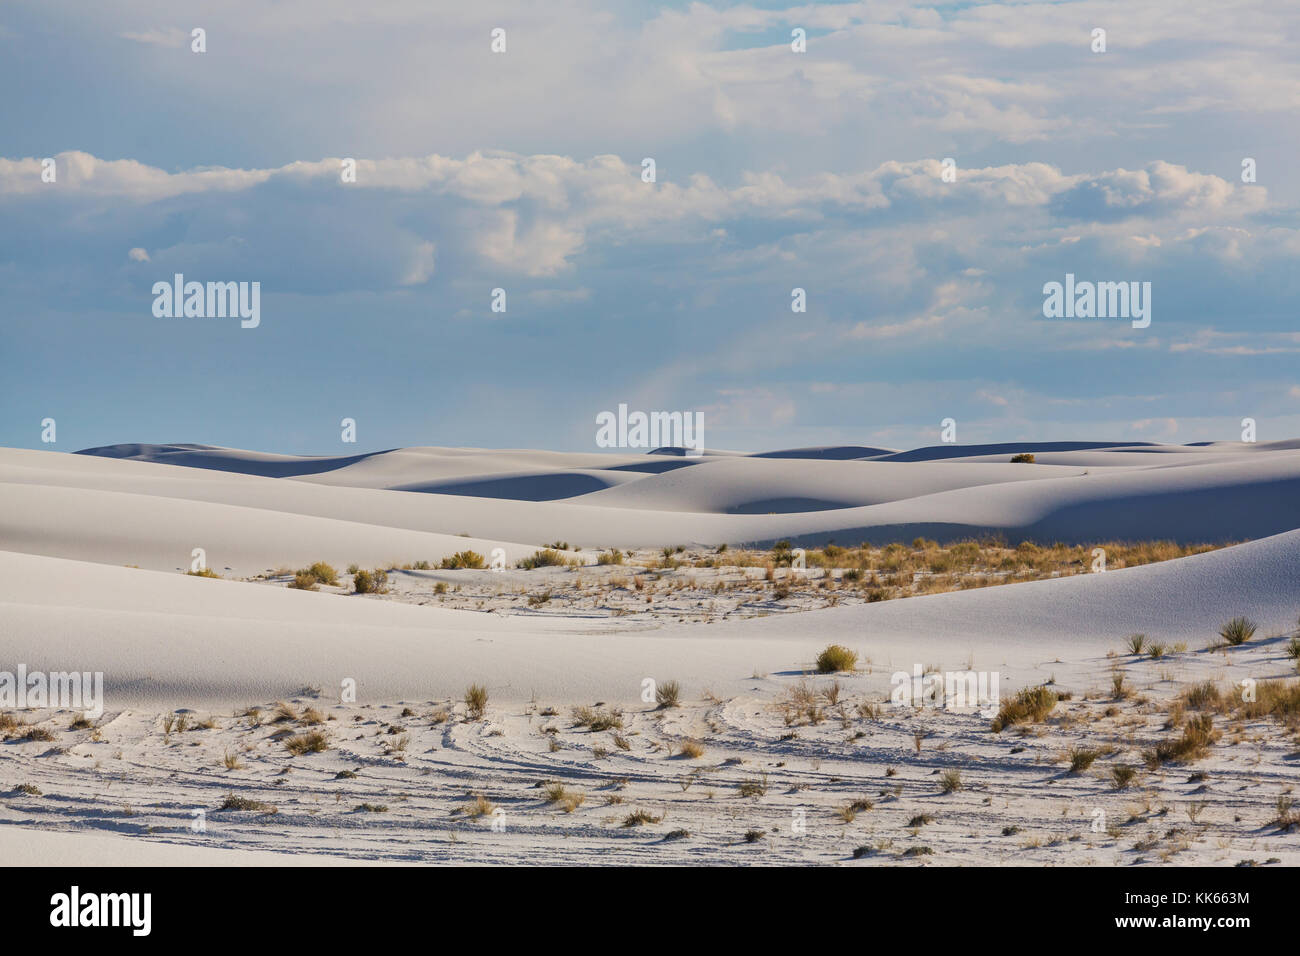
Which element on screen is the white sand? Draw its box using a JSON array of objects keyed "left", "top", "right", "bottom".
[{"left": 1, "top": 441, "right": 1298, "bottom": 865}]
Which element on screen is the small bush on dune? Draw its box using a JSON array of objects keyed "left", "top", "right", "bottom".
[
  {"left": 284, "top": 731, "right": 329, "bottom": 755},
  {"left": 1068, "top": 747, "right": 1100, "bottom": 773},
  {"left": 218, "top": 794, "right": 277, "bottom": 814},
  {"left": 299, "top": 562, "right": 338, "bottom": 586},
  {"left": 516, "top": 548, "right": 566, "bottom": 570},
  {"left": 289, "top": 572, "right": 319, "bottom": 591},
  {"left": 1125, "top": 634, "right": 1147, "bottom": 655},
  {"left": 464, "top": 683, "right": 488, "bottom": 720},
  {"left": 597, "top": 549, "right": 625, "bottom": 565},
  {"left": 815, "top": 644, "right": 858, "bottom": 674},
  {"left": 187, "top": 567, "right": 221, "bottom": 578},
  {"left": 352, "top": 568, "right": 389, "bottom": 594},
  {"left": 440, "top": 550, "right": 486, "bottom": 570},
  {"left": 990, "top": 685, "right": 1058, "bottom": 732},
  {"left": 655, "top": 679, "right": 681, "bottom": 709},
  {"left": 1219, "top": 616, "right": 1257, "bottom": 646},
  {"left": 1111, "top": 765, "right": 1138, "bottom": 790},
  {"left": 1010, "top": 453, "right": 1036, "bottom": 464},
  {"left": 1144, "top": 714, "right": 1217, "bottom": 767}
]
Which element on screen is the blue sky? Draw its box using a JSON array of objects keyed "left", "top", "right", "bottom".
[{"left": 2, "top": 0, "right": 1298, "bottom": 454}]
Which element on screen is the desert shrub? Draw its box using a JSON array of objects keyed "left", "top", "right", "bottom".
[
  {"left": 1111, "top": 765, "right": 1138, "bottom": 790},
  {"left": 297, "top": 561, "right": 338, "bottom": 586},
  {"left": 1144, "top": 714, "right": 1217, "bottom": 767},
  {"left": 570, "top": 705, "right": 623, "bottom": 731},
  {"left": 622, "top": 809, "right": 662, "bottom": 827},
  {"left": 464, "top": 683, "right": 488, "bottom": 720},
  {"left": 517, "top": 549, "right": 566, "bottom": 569},
  {"left": 1068, "top": 747, "right": 1100, "bottom": 773},
  {"left": 284, "top": 731, "right": 329, "bottom": 755},
  {"left": 939, "top": 770, "right": 963, "bottom": 793},
  {"left": 1181, "top": 681, "right": 1224, "bottom": 711},
  {"left": 815, "top": 644, "right": 858, "bottom": 674},
  {"left": 990, "top": 685, "right": 1058, "bottom": 732},
  {"left": 218, "top": 794, "right": 276, "bottom": 813},
  {"left": 597, "top": 549, "right": 625, "bottom": 565},
  {"left": 1010, "top": 453, "right": 1036, "bottom": 463},
  {"left": 679, "top": 740, "right": 705, "bottom": 759},
  {"left": 1219, "top": 616, "right": 1257, "bottom": 646},
  {"left": 353, "top": 568, "right": 389, "bottom": 594},
  {"left": 186, "top": 567, "right": 221, "bottom": 578},
  {"left": 440, "top": 550, "right": 486, "bottom": 570},
  {"left": 655, "top": 679, "right": 681, "bottom": 709},
  {"left": 289, "top": 572, "right": 319, "bottom": 591},
  {"left": 1125, "top": 634, "right": 1147, "bottom": 654},
  {"left": 1232, "top": 679, "right": 1300, "bottom": 722}
]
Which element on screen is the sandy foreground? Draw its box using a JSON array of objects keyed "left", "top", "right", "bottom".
[{"left": 1, "top": 442, "right": 1298, "bottom": 865}]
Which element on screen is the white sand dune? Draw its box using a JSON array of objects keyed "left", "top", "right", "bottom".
[
  {"left": 2, "top": 529, "right": 1295, "bottom": 710},
  {"left": 3, "top": 440, "right": 1299, "bottom": 866},
  {"left": 4, "top": 443, "right": 1300, "bottom": 582}
]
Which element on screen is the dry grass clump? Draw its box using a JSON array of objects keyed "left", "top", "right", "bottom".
[
  {"left": 570, "top": 705, "right": 623, "bottom": 731},
  {"left": 543, "top": 782, "right": 586, "bottom": 813},
  {"left": 517, "top": 548, "right": 567, "bottom": 569},
  {"left": 815, "top": 644, "right": 858, "bottom": 674},
  {"left": 622, "top": 809, "right": 663, "bottom": 827},
  {"left": 1144, "top": 714, "right": 1218, "bottom": 768},
  {"left": 737, "top": 772, "right": 768, "bottom": 798},
  {"left": 655, "top": 679, "right": 681, "bottom": 709},
  {"left": 464, "top": 683, "right": 489, "bottom": 720},
  {"left": 1232, "top": 679, "right": 1300, "bottom": 723},
  {"left": 440, "top": 550, "right": 486, "bottom": 569},
  {"left": 1111, "top": 765, "right": 1139, "bottom": 790},
  {"left": 990, "top": 686, "right": 1058, "bottom": 732},
  {"left": 597, "top": 549, "right": 625, "bottom": 565},
  {"left": 679, "top": 740, "right": 706, "bottom": 759},
  {"left": 186, "top": 567, "right": 221, "bottom": 578},
  {"left": 283, "top": 730, "right": 329, "bottom": 755},
  {"left": 1068, "top": 747, "right": 1101, "bottom": 773},
  {"left": 939, "top": 769, "right": 963, "bottom": 793},
  {"left": 1270, "top": 795, "right": 1299, "bottom": 832},
  {"left": 1180, "top": 681, "right": 1227, "bottom": 712},
  {"left": 222, "top": 751, "right": 245, "bottom": 770},
  {"left": 272, "top": 701, "right": 298, "bottom": 723},
  {"left": 464, "top": 794, "right": 494, "bottom": 818},
  {"left": 218, "top": 794, "right": 277, "bottom": 813}
]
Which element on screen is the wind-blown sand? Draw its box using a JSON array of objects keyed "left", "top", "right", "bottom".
[{"left": 1, "top": 442, "right": 1298, "bottom": 865}]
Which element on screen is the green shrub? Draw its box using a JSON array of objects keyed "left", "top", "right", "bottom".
[
  {"left": 440, "top": 550, "right": 486, "bottom": 570},
  {"left": 517, "top": 548, "right": 566, "bottom": 569},
  {"left": 1219, "top": 616, "right": 1257, "bottom": 646},
  {"left": 990, "top": 685, "right": 1058, "bottom": 732},
  {"left": 353, "top": 568, "right": 389, "bottom": 594},
  {"left": 815, "top": 644, "right": 857, "bottom": 674}
]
